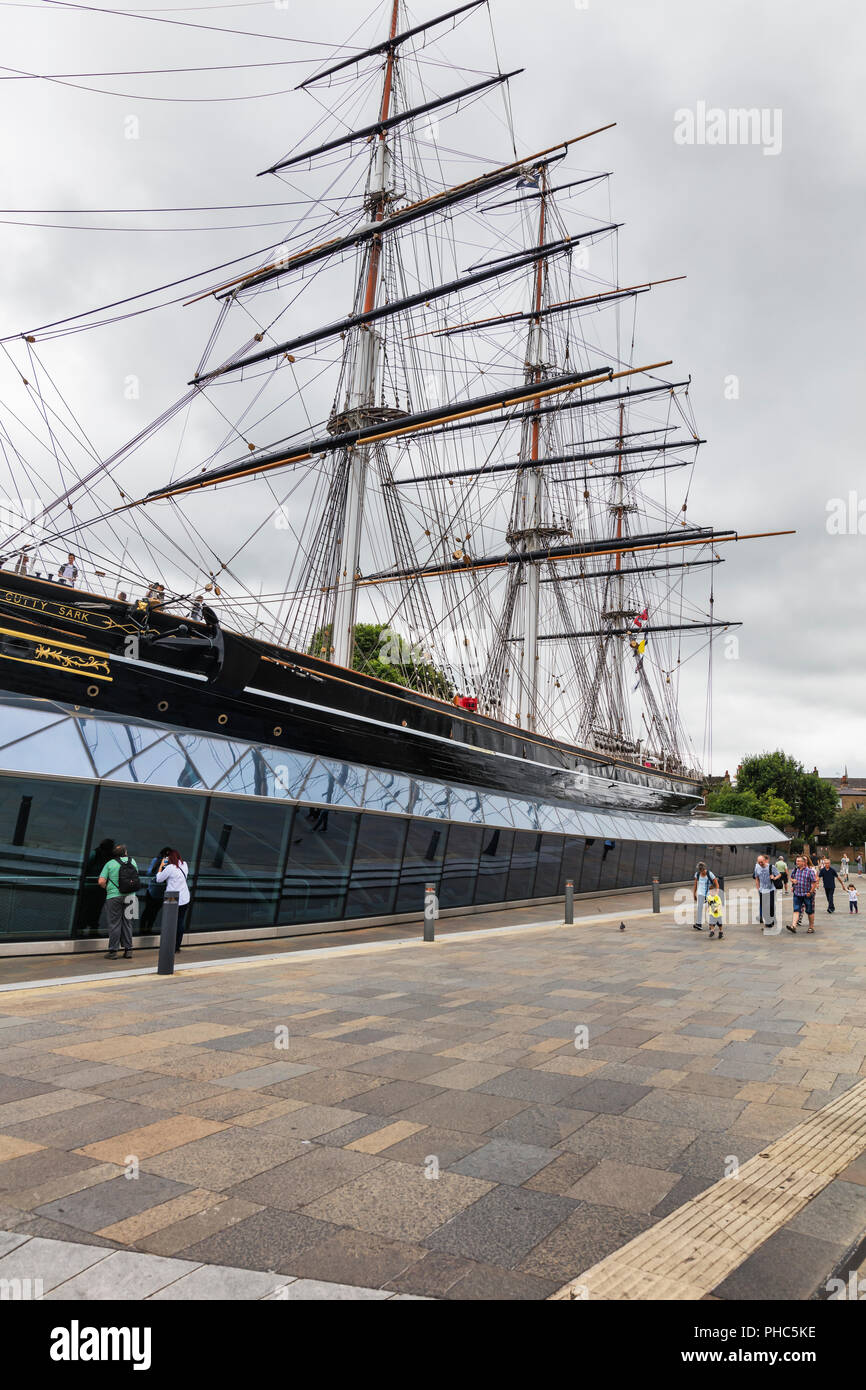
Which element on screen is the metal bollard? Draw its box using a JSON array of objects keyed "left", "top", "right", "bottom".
[
  {"left": 157, "top": 891, "right": 179, "bottom": 976},
  {"left": 423, "top": 883, "right": 439, "bottom": 941},
  {"left": 652, "top": 877, "right": 660, "bottom": 913},
  {"left": 564, "top": 879, "right": 574, "bottom": 925}
]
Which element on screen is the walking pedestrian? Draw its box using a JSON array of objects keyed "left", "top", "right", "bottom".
[
  {"left": 849, "top": 884, "right": 859, "bottom": 915},
  {"left": 818, "top": 857, "right": 842, "bottom": 914},
  {"left": 753, "top": 855, "right": 776, "bottom": 927},
  {"left": 774, "top": 853, "right": 789, "bottom": 893},
  {"left": 155, "top": 849, "right": 191, "bottom": 953},
  {"left": 841, "top": 852, "right": 850, "bottom": 880},
  {"left": 788, "top": 855, "right": 817, "bottom": 934},
  {"left": 139, "top": 846, "right": 171, "bottom": 933},
  {"left": 98, "top": 843, "right": 141, "bottom": 959},
  {"left": 692, "top": 861, "right": 720, "bottom": 931},
  {"left": 857, "top": 853, "right": 863, "bottom": 875}
]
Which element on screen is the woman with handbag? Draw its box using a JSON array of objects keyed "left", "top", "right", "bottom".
[{"left": 155, "top": 849, "right": 191, "bottom": 953}]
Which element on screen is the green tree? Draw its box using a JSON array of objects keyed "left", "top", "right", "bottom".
[
  {"left": 794, "top": 771, "right": 838, "bottom": 839},
  {"left": 756, "top": 790, "right": 793, "bottom": 828},
  {"left": 308, "top": 623, "right": 454, "bottom": 700},
  {"left": 827, "top": 809, "right": 866, "bottom": 848},
  {"left": 735, "top": 751, "right": 836, "bottom": 838},
  {"left": 705, "top": 787, "right": 762, "bottom": 818},
  {"left": 736, "top": 751, "right": 803, "bottom": 807}
]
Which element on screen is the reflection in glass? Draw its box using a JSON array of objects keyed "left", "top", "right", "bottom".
[{"left": 280, "top": 807, "right": 358, "bottom": 925}]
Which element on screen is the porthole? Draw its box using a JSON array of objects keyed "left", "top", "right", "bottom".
[
  {"left": 86, "top": 685, "right": 99, "bottom": 698},
  {"left": 157, "top": 700, "right": 168, "bottom": 712},
  {"left": 273, "top": 725, "right": 282, "bottom": 737},
  {"left": 217, "top": 714, "right": 228, "bottom": 726}
]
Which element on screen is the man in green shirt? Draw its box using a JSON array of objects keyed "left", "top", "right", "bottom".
[
  {"left": 774, "top": 856, "right": 789, "bottom": 892},
  {"left": 98, "top": 843, "right": 138, "bottom": 959}
]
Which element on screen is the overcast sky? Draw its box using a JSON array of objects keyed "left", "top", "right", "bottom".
[{"left": 1, "top": 0, "right": 863, "bottom": 778}]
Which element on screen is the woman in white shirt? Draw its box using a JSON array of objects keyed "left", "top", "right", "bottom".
[{"left": 155, "top": 850, "right": 191, "bottom": 953}]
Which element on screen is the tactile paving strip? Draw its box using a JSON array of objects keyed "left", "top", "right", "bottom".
[{"left": 551, "top": 1077, "right": 866, "bottom": 1300}]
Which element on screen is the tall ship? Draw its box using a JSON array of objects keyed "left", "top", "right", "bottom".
[{"left": 0, "top": 2, "right": 786, "bottom": 949}]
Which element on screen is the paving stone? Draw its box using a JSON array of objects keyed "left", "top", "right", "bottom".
[
  {"left": 565, "top": 1158, "right": 680, "bottom": 1213},
  {"left": 141, "top": 1127, "right": 308, "bottom": 1189},
  {"left": 0, "top": 1075, "right": 54, "bottom": 1105},
  {"left": 675, "top": 1131, "right": 768, "bottom": 1181},
  {"left": 288, "top": 1228, "right": 426, "bottom": 1288},
  {"left": 518, "top": 1202, "right": 654, "bottom": 1281},
  {"left": 450, "top": 1140, "right": 558, "bottom": 1186},
  {"left": 487, "top": 1104, "right": 595, "bottom": 1147},
  {"left": 424, "top": 1186, "right": 576, "bottom": 1267},
  {"left": 338, "top": 1080, "right": 444, "bottom": 1116},
  {"left": 257, "top": 1069, "right": 385, "bottom": 1106},
  {"left": 133, "top": 1196, "right": 263, "bottom": 1257},
  {"left": 376, "top": 1127, "right": 483, "bottom": 1168},
  {"left": 0, "top": 1233, "right": 110, "bottom": 1291},
  {"left": 0, "top": 1147, "right": 97, "bottom": 1194},
  {"left": 44, "top": 1248, "right": 199, "bottom": 1299},
  {"left": 302, "top": 1160, "right": 492, "bottom": 1241},
  {"left": 712, "top": 1228, "right": 847, "bottom": 1301},
  {"left": 398, "top": 1090, "right": 528, "bottom": 1135},
  {"left": 267, "top": 1278, "right": 392, "bottom": 1300},
  {"left": 252, "top": 1105, "right": 367, "bottom": 1140},
  {"left": 444, "top": 1262, "right": 560, "bottom": 1300},
  {"left": 650, "top": 1173, "right": 713, "bottom": 1218},
  {"left": 473, "top": 1067, "right": 590, "bottom": 1106},
  {"left": 177, "top": 1208, "right": 339, "bottom": 1274},
  {"left": 557, "top": 1113, "right": 698, "bottom": 1168},
  {"left": 347, "top": 1051, "right": 464, "bottom": 1082},
  {"left": 786, "top": 1179, "right": 866, "bottom": 1247},
  {"left": 625, "top": 1089, "right": 745, "bottom": 1130},
  {"left": 149, "top": 1263, "right": 291, "bottom": 1299},
  {"left": 2, "top": 1100, "right": 166, "bottom": 1150},
  {"left": 838, "top": 1153, "right": 866, "bottom": 1187},
  {"left": 35, "top": 1172, "right": 192, "bottom": 1233},
  {"left": 562, "top": 1078, "right": 651, "bottom": 1115},
  {"left": 229, "top": 1146, "right": 384, "bottom": 1210}
]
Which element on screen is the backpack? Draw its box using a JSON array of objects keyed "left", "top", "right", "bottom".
[{"left": 116, "top": 857, "right": 141, "bottom": 894}]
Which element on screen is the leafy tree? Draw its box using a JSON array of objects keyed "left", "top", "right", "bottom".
[
  {"left": 735, "top": 751, "right": 836, "bottom": 837},
  {"left": 308, "top": 623, "right": 454, "bottom": 700},
  {"left": 757, "top": 790, "right": 793, "bottom": 828},
  {"left": 827, "top": 809, "right": 866, "bottom": 848},
  {"left": 794, "top": 771, "right": 839, "bottom": 839},
  {"left": 737, "top": 751, "right": 803, "bottom": 807},
  {"left": 705, "top": 787, "right": 762, "bottom": 818}
]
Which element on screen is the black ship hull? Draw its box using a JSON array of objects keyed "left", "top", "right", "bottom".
[{"left": 0, "top": 572, "right": 702, "bottom": 815}]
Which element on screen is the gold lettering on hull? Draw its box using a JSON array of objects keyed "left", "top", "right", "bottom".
[{"left": 0, "top": 589, "right": 137, "bottom": 633}]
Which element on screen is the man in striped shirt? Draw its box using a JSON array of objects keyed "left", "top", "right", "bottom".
[{"left": 788, "top": 856, "right": 817, "bottom": 934}]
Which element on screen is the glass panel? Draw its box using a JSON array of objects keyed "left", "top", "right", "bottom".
[
  {"left": 212, "top": 751, "right": 275, "bottom": 798},
  {"left": 395, "top": 818, "right": 447, "bottom": 914},
  {"left": 439, "top": 822, "right": 482, "bottom": 908},
  {"left": 175, "top": 734, "right": 245, "bottom": 789},
  {"left": 660, "top": 844, "right": 677, "bottom": 881},
  {"left": 77, "top": 717, "right": 163, "bottom": 777},
  {"left": 87, "top": 784, "right": 206, "bottom": 937},
  {"left": 561, "top": 835, "right": 584, "bottom": 892},
  {"left": 599, "top": 838, "right": 622, "bottom": 891},
  {"left": 506, "top": 830, "right": 540, "bottom": 901},
  {"left": 475, "top": 828, "right": 514, "bottom": 904},
  {"left": 534, "top": 834, "right": 564, "bottom": 896},
  {"left": 580, "top": 838, "right": 603, "bottom": 894},
  {"left": 0, "top": 773, "right": 93, "bottom": 941},
  {"left": 279, "top": 806, "right": 358, "bottom": 925},
  {"left": 124, "top": 738, "right": 206, "bottom": 790},
  {"left": 261, "top": 750, "right": 315, "bottom": 801},
  {"left": 193, "top": 796, "right": 291, "bottom": 930},
  {"left": 0, "top": 707, "right": 68, "bottom": 748},
  {"left": 302, "top": 759, "right": 366, "bottom": 808},
  {"left": 345, "top": 813, "right": 408, "bottom": 919},
  {"left": 617, "top": 840, "right": 636, "bottom": 885},
  {"left": 632, "top": 841, "right": 652, "bottom": 886},
  {"left": 0, "top": 720, "right": 94, "bottom": 778},
  {"left": 363, "top": 769, "right": 413, "bottom": 815}
]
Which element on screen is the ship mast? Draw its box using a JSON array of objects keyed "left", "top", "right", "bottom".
[
  {"left": 520, "top": 167, "right": 547, "bottom": 732},
  {"left": 331, "top": 0, "right": 400, "bottom": 669}
]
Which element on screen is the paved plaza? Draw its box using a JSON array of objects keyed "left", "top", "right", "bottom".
[{"left": 2, "top": 877, "right": 866, "bottom": 1300}]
